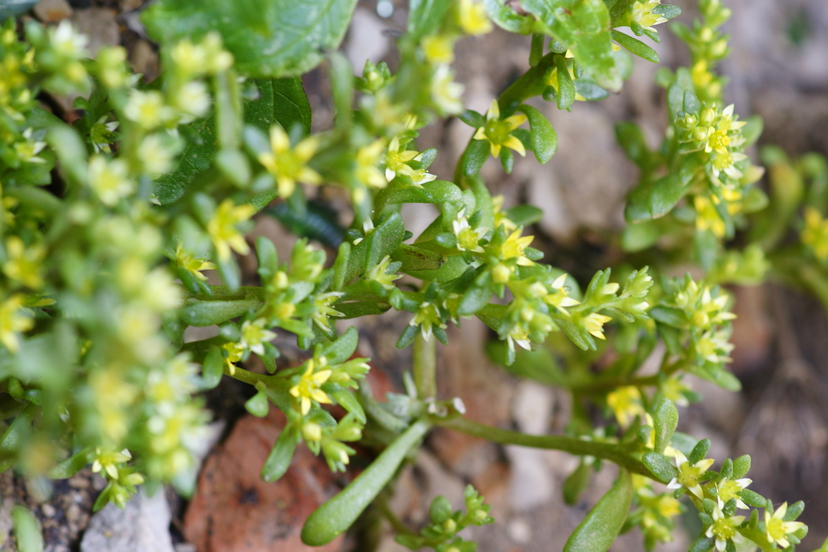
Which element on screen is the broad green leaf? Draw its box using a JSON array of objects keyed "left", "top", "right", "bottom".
[
  {"left": 615, "top": 122, "right": 651, "bottom": 169},
  {"left": 179, "top": 297, "right": 260, "bottom": 326},
  {"left": 407, "top": 0, "right": 452, "bottom": 41},
  {"left": 153, "top": 77, "right": 311, "bottom": 205},
  {"left": 563, "top": 469, "right": 633, "bottom": 552},
  {"left": 343, "top": 212, "right": 406, "bottom": 284},
  {"left": 518, "top": 104, "right": 558, "bottom": 163},
  {"left": 381, "top": 180, "right": 463, "bottom": 205},
  {"left": 573, "top": 78, "right": 609, "bottom": 101},
  {"left": 0, "top": 404, "right": 38, "bottom": 472},
  {"left": 462, "top": 139, "right": 491, "bottom": 177},
  {"left": 732, "top": 454, "right": 751, "bottom": 479},
  {"left": 245, "top": 390, "right": 270, "bottom": 417},
  {"left": 505, "top": 204, "right": 544, "bottom": 226},
  {"left": 143, "top": 0, "right": 357, "bottom": 78},
  {"left": 521, "top": 0, "right": 621, "bottom": 92}
]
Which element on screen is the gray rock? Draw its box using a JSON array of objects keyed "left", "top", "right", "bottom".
[{"left": 80, "top": 490, "right": 174, "bottom": 552}]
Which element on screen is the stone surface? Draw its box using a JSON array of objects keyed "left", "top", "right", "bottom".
[
  {"left": 182, "top": 410, "right": 344, "bottom": 552},
  {"left": 80, "top": 489, "right": 175, "bottom": 552},
  {"left": 33, "top": 0, "right": 71, "bottom": 22}
]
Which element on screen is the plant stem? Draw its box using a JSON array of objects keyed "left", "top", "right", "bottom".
[
  {"left": 412, "top": 332, "right": 437, "bottom": 399},
  {"left": 188, "top": 285, "right": 266, "bottom": 301},
  {"left": 437, "top": 417, "right": 650, "bottom": 476}
]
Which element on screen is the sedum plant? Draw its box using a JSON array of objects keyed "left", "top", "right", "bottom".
[{"left": 0, "top": 0, "right": 823, "bottom": 551}]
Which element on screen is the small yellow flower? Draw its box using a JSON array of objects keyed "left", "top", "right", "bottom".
[
  {"left": 124, "top": 90, "right": 171, "bottom": 130},
  {"left": 88, "top": 155, "right": 133, "bottom": 206},
  {"left": 606, "top": 386, "right": 644, "bottom": 427},
  {"left": 632, "top": 0, "right": 668, "bottom": 32},
  {"left": 257, "top": 125, "right": 321, "bottom": 197},
  {"left": 14, "top": 128, "right": 46, "bottom": 164},
  {"left": 207, "top": 199, "right": 255, "bottom": 261},
  {"left": 452, "top": 209, "right": 486, "bottom": 253},
  {"left": 544, "top": 273, "right": 580, "bottom": 313},
  {"left": 583, "top": 312, "right": 612, "bottom": 340},
  {"left": 355, "top": 139, "right": 387, "bottom": 188},
  {"left": 457, "top": 0, "right": 493, "bottom": 35},
  {"left": 492, "top": 195, "right": 517, "bottom": 233},
  {"left": 422, "top": 34, "right": 455, "bottom": 65},
  {"left": 137, "top": 134, "right": 176, "bottom": 175},
  {"left": 365, "top": 255, "right": 401, "bottom": 291},
  {"left": 431, "top": 65, "right": 464, "bottom": 115},
  {"left": 174, "top": 244, "right": 215, "bottom": 281},
  {"left": 803, "top": 207, "right": 828, "bottom": 262},
  {"left": 666, "top": 450, "right": 714, "bottom": 499},
  {"left": 694, "top": 195, "right": 726, "bottom": 238},
  {"left": 473, "top": 100, "right": 527, "bottom": 158},
  {"left": 311, "top": 292, "right": 345, "bottom": 332},
  {"left": 289, "top": 359, "right": 333, "bottom": 416},
  {"left": 716, "top": 477, "right": 751, "bottom": 509},
  {"left": 499, "top": 228, "right": 534, "bottom": 266},
  {"left": 92, "top": 448, "right": 132, "bottom": 480},
  {"left": 3, "top": 236, "right": 44, "bottom": 289},
  {"left": 0, "top": 294, "right": 33, "bottom": 353},
  {"left": 410, "top": 301, "right": 446, "bottom": 340},
  {"left": 240, "top": 319, "right": 276, "bottom": 355},
  {"left": 705, "top": 503, "right": 745, "bottom": 552},
  {"left": 222, "top": 341, "right": 245, "bottom": 375},
  {"left": 764, "top": 502, "right": 806, "bottom": 549}
]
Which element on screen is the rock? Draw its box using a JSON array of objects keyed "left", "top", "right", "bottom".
[
  {"left": 80, "top": 489, "right": 175, "bottom": 552},
  {"left": 345, "top": 8, "right": 389, "bottom": 75},
  {"left": 69, "top": 8, "right": 119, "bottom": 57},
  {"left": 33, "top": 0, "right": 71, "bottom": 22},
  {"left": 183, "top": 410, "right": 344, "bottom": 552},
  {"left": 129, "top": 39, "right": 159, "bottom": 83},
  {"left": 505, "top": 446, "right": 554, "bottom": 512}
]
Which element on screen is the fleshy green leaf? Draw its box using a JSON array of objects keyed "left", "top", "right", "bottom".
[
  {"left": 483, "top": 0, "right": 536, "bottom": 34},
  {"left": 518, "top": 104, "right": 558, "bottom": 163},
  {"left": 12, "top": 506, "right": 43, "bottom": 552},
  {"left": 642, "top": 452, "right": 677, "bottom": 484},
  {"left": 652, "top": 398, "right": 678, "bottom": 454},
  {"left": 320, "top": 326, "right": 360, "bottom": 364},
  {"left": 563, "top": 469, "right": 633, "bottom": 552},
  {"left": 611, "top": 30, "right": 659, "bottom": 63},
  {"left": 563, "top": 461, "right": 591, "bottom": 505},
  {"left": 261, "top": 423, "right": 300, "bottom": 482},
  {"left": 143, "top": 0, "right": 357, "bottom": 78}
]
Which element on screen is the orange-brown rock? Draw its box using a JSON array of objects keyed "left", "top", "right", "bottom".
[{"left": 183, "top": 410, "right": 344, "bottom": 552}]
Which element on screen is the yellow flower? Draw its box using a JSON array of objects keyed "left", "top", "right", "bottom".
[
  {"left": 705, "top": 503, "right": 745, "bottom": 552},
  {"left": 716, "top": 477, "right": 752, "bottom": 509},
  {"left": 289, "top": 359, "right": 333, "bottom": 416},
  {"left": 174, "top": 244, "right": 215, "bottom": 281},
  {"left": 222, "top": 341, "right": 245, "bottom": 375},
  {"left": 544, "top": 273, "right": 580, "bottom": 313},
  {"left": 583, "top": 312, "right": 612, "bottom": 340},
  {"left": 431, "top": 65, "right": 464, "bottom": 115},
  {"left": 473, "top": 100, "right": 527, "bottom": 158},
  {"left": 452, "top": 209, "right": 486, "bottom": 253},
  {"left": 499, "top": 228, "right": 534, "bottom": 266},
  {"left": 802, "top": 207, "right": 828, "bottom": 262},
  {"left": 88, "top": 155, "right": 133, "bottom": 206},
  {"left": 354, "top": 139, "right": 387, "bottom": 188},
  {"left": 311, "top": 292, "right": 345, "bottom": 332},
  {"left": 631, "top": 0, "right": 668, "bottom": 32},
  {"left": 457, "top": 0, "right": 493, "bottom": 35},
  {"left": 606, "top": 386, "right": 644, "bottom": 427},
  {"left": 764, "top": 503, "right": 806, "bottom": 549},
  {"left": 92, "top": 448, "right": 132, "bottom": 480},
  {"left": 666, "top": 450, "right": 714, "bottom": 499},
  {"left": 207, "top": 199, "right": 255, "bottom": 261},
  {"left": 240, "top": 319, "right": 276, "bottom": 355},
  {"left": 410, "top": 301, "right": 446, "bottom": 340},
  {"left": 492, "top": 195, "right": 517, "bottom": 233},
  {"left": 422, "top": 34, "right": 455, "bottom": 65},
  {"left": 3, "top": 236, "right": 44, "bottom": 289},
  {"left": 0, "top": 294, "right": 33, "bottom": 353},
  {"left": 365, "top": 255, "right": 401, "bottom": 291},
  {"left": 124, "top": 90, "right": 171, "bottom": 130},
  {"left": 257, "top": 126, "right": 322, "bottom": 198},
  {"left": 384, "top": 136, "right": 437, "bottom": 186},
  {"left": 694, "top": 195, "right": 726, "bottom": 238}
]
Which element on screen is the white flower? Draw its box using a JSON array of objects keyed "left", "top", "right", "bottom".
[
  {"left": 88, "top": 155, "right": 133, "bottom": 206},
  {"left": 51, "top": 21, "right": 88, "bottom": 59},
  {"left": 137, "top": 134, "right": 177, "bottom": 175},
  {"left": 431, "top": 65, "right": 463, "bottom": 115},
  {"left": 174, "top": 81, "right": 211, "bottom": 121},
  {"left": 125, "top": 90, "right": 172, "bottom": 130}
]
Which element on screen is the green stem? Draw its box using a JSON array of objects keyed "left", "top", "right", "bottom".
[
  {"left": 188, "top": 285, "right": 266, "bottom": 301},
  {"left": 412, "top": 332, "right": 437, "bottom": 399},
  {"left": 376, "top": 498, "right": 417, "bottom": 537},
  {"left": 497, "top": 51, "right": 558, "bottom": 110},
  {"left": 570, "top": 374, "right": 661, "bottom": 394},
  {"left": 437, "top": 417, "right": 649, "bottom": 476}
]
